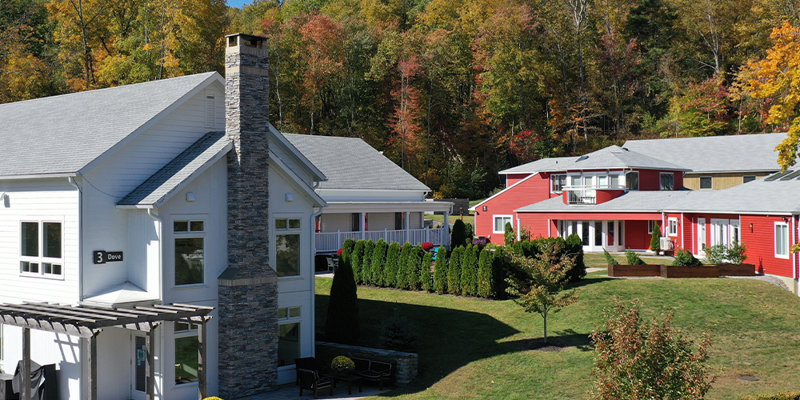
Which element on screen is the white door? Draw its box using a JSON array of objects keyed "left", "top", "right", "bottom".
[
  {"left": 697, "top": 218, "right": 706, "bottom": 256},
  {"left": 132, "top": 334, "right": 147, "bottom": 400},
  {"left": 729, "top": 219, "right": 741, "bottom": 244},
  {"left": 711, "top": 219, "right": 729, "bottom": 247}
]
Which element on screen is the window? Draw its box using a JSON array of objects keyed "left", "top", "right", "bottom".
[
  {"left": 351, "top": 213, "right": 360, "bottom": 232},
  {"left": 648, "top": 220, "right": 658, "bottom": 234},
  {"left": 668, "top": 218, "right": 678, "bottom": 237},
  {"left": 20, "top": 221, "right": 63, "bottom": 277},
  {"left": 598, "top": 176, "right": 608, "bottom": 188},
  {"left": 609, "top": 175, "right": 620, "bottom": 188},
  {"left": 174, "top": 323, "right": 198, "bottom": 385},
  {"left": 743, "top": 175, "right": 756, "bottom": 183},
  {"left": 493, "top": 215, "right": 512, "bottom": 234},
  {"left": 174, "top": 220, "right": 204, "bottom": 285},
  {"left": 699, "top": 176, "right": 712, "bottom": 189},
  {"left": 278, "top": 306, "right": 302, "bottom": 367},
  {"left": 775, "top": 222, "right": 789, "bottom": 258},
  {"left": 660, "top": 173, "right": 674, "bottom": 191},
  {"left": 625, "top": 172, "right": 639, "bottom": 190},
  {"left": 276, "top": 218, "right": 301, "bottom": 277},
  {"left": 550, "top": 174, "right": 567, "bottom": 193},
  {"left": 395, "top": 212, "right": 404, "bottom": 230},
  {"left": 204, "top": 94, "right": 216, "bottom": 129}
]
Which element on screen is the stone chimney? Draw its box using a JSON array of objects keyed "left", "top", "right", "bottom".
[{"left": 217, "top": 33, "right": 277, "bottom": 398}]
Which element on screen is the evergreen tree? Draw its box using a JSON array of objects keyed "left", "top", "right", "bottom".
[
  {"left": 451, "top": 219, "right": 467, "bottom": 248},
  {"left": 461, "top": 244, "right": 478, "bottom": 296},
  {"left": 361, "top": 240, "right": 375, "bottom": 285},
  {"left": 421, "top": 251, "right": 435, "bottom": 292},
  {"left": 650, "top": 223, "right": 662, "bottom": 253},
  {"left": 407, "top": 244, "right": 424, "bottom": 290},
  {"left": 504, "top": 222, "right": 515, "bottom": 245},
  {"left": 433, "top": 246, "right": 448, "bottom": 294},
  {"left": 384, "top": 242, "right": 402, "bottom": 287},
  {"left": 341, "top": 238, "right": 356, "bottom": 266},
  {"left": 477, "top": 248, "right": 495, "bottom": 298},
  {"left": 326, "top": 253, "right": 359, "bottom": 344},
  {"left": 447, "top": 246, "right": 463, "bottom": 295},
  {"left": 393, "top": 242, "right": 410, "bottom": 288},
  {"left": 370, "top": 239, "right": 388, "bottom": 286},
  {"left": 351, "top": 240, "right": 365, "bottom": 283}
]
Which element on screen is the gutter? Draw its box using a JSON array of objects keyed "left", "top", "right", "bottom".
[{"left": 68, "top": 177, "right": 84, "bottom": 301}]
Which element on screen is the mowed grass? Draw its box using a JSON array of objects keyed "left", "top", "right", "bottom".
[
  {"left": 425, "top": 214, "right": 474, "bottom": 227},
  {"left": 584, "top": 252, "right": 674, "bottom": 270},
  {"left": 316, "top": 273, "right": 800, "bottom": 399}
]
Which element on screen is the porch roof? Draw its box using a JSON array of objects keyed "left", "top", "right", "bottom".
[
  {"left": 515, "top": 190, "right": 692, "bottom": 213},
  {"left": 0, "top": 301, "right": 213, "bottom": 338}
]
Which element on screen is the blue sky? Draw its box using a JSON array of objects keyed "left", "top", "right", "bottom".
[{"left": 227, "top": 0, "right": 252, "bottom": 8}]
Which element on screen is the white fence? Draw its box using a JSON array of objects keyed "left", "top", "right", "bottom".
[{"left": 316, "top": 227, "right": 449, "bottom": 253}]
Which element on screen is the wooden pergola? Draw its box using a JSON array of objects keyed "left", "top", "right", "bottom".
[{"left": 0, "top": 302, "right": 213, "bottom": 400}]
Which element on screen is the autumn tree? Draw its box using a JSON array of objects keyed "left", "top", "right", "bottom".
[{"left": 298, "top": 12, "right": 345, "bottom": 134}]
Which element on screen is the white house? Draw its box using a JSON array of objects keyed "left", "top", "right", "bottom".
[
  {"left": 0, "top": 34, "right": 324, "bottom": 399},
  {"left": 283, "top": 134, "right": 452, "bottom": 254}
]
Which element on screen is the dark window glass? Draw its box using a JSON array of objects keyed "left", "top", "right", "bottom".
[
  {"left": 175, "top": 238, "right": 204, "bottom": 285},
  {"left": 352, "top": 213, "right": 360, "bottom": 231},
  {"left": 175, "top": 336, "right": 198, "bottom": 384},
  {"left": 582, "top": 222, "right": 589, "bottom": 246},
  {"left": 276, "top": 219, "right": 288, "bottom": 229},
  {"left": 700, "top": 176, "right": 712, "bottom": 189},
  {"left": 21, "top": 222, "right": 38, "bottom": 257},
  {"left": 743, "top": 175, "right": 756, "bottom": 183},
  {"left": 626, "top": 172, "right": 639, "bottom": 190},
  {"left": 288, "top": 219, "right": 300, "bottom": 229},
  {"left": 660, "top": 173, "right": 674, "bottom": 190},
  {"left": 395, "top": 213, "right": 403, "bottom": 230},
  {"left": 174, "top": 221, "right": 189, "bottom": 232},
  {"left": 278, "top": 323, "right": 300, "bottom": 367},
  {"left": 594, "top": 222, "right": 602, "bottom": 246},
  {"left": 135, "top": 336, "right": 146, "bottom": 392},
  {"left": 276, "top": 234, "right": 300, "bottom": 276},
  {"left": 190, "top": 221, "right": 204, "bottom": 232},
  {"left": 43, "top": 222, "right": 61, "bottom": 258}
]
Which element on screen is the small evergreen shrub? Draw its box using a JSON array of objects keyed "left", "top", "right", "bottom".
[
  {"left": 465, "top": 222, "right": 474, "bottom": 244},
  {"left": 604, "top": 249, "right": 619, "bottom": 266},
  {"left": 650, "top": 222, "right": 662, "bottom": 252},
  {"left": 625, "top": 250, "right": 646, "bottom": 265},
  {"left": 421, "top": 251, "right": 435, "bottom": 292},
  {"left": 504, "top": 221, "right": 515, "bottom": 245},
  {"left": 407, "top": 245, "right": 424, "bottom": 290},
  {"left": 395, "top": 242, "right": 413, "bottom": 289},
  {"left": 447, "top": 246, "right": 464, "bottom": 295},
  {"left": 491, "top": 247, "right": 510, "bottom": 298},
  {"left": 330, "top": 356, "right": 355, "bottom": 373},
  {"left": 477, "top": 248, "right": 495, "bottom": 298},
  {"left": 370, "top": 239, "right": 388, "bottom": 285},
  {"left": 351, "top": 240, "right": 365, "bottom": 283},
  {"left": 460, "top": 245, "right": 477, "bottom": 296},
  {"left": 380, "top": 309, "right": 417, "bottom": 351},
  {"left": 361, "top": 240, "right": 375, "bottom": 285},
  {"left": 727, "top": 241, "right": 747, "bottom": 264},
  {"left": 341, "top": 238, "right": 356, "bottom": 266},
  {"left": 672, "top": 250, "right": 702, "bottom": 266},
  {"left": 451, "top": 220, "right": 467, "bottom": 248},
  {"left": 433, "top": 246, "right": 448, "bottom": 294},
  {"left": 384, "top": 242, "right": 402, "bottom": 287}
]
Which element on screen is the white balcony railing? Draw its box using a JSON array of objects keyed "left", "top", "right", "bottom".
[
  {"left": 315, "top": 227, "right": 449, "bottom": 253},
  {"left": 564, "top": 185, "right": 626, "bottom": 205}
]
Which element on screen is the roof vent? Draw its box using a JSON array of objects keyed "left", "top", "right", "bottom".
[{"left": 577, "top": 155, "right": 589, "bottom": 162}]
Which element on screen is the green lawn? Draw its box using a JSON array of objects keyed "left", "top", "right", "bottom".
[
  {"left": 583, "top": 252, "right": 674, "bottom": 270},
  {"left": 316, "top": 274, "right": 800, "bottom": 399},
  {"left": 426, "top": 214, "right": 474, "bottom": 227}
]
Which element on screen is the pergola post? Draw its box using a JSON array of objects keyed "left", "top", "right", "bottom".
[
  {"left": 146, "top": 325, "right": 157, "bottom": 400},
  {"left": 87, "top": 333, "right": 97, "bottom": 400},
  {"left": 197, "top": 319, "right": 207, "bottom": 400},
  {"left": 443, "top": 210, "right": 450, "bottom": 248},
  {"left": 21, "top": 327, "right": 31, "bottom": 400}
]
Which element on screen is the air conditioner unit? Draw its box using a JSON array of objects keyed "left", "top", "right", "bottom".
[{"left": 660, "top": 237, "right": 674, "bottom": 251}]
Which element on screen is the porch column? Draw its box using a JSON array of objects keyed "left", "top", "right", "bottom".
[
  {"left": 146, "top": 325, "right": 157, "bottom": 400},
  {"left": 443, "top": 210, "right": 450, "bottom": 247},
  {"left": 360, "top": 212, "right": 366, "bottom": 240},
  {"left": 197, "top": 319, "right": 208, "bottom": 400},
  {"left": 21, "top": 327, "right": 30, "bottom": 400},
  {"left": 87, "top": 333, "right": 98, "bottom": 400},
  {"left": 404, "top": 211, "right": 411, "bottom": 242}
]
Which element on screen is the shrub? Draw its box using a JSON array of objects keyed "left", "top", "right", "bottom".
[
  {"left": 369, "top": 239, "right": 388, "bottom": 285},
  {"left": 421, "top": 251, "right": 435, "bottom": 291},
  {"left": 421, "top": 241, "right": 434, "bottom": 251},
  {"left": 603, "top": 249, "right": 619, "bottom": 266},
  {"left": 704, "top": 242, "right": 747, "bottom": 264},
  {"left": 465, "top": 222, "right": 474, "bottom": 244},
  {"left": 650, "top": 222, "right": 662, "bottom": 252},
  {"left": 460, "top": 245, "right": 478, "bottom": 296},
  {"left": 341, "top": 238, "right": 356, "bottom": 265},
  {"left": 351, "top": 240, "right": 365, "bottom": 283},
  {"left": 472, "top": 236, "right": 488, "bottom": 248},
  {"left": 727, "top": 241, "right": 747, "bottom": 264},
  {"left": 739, "top": 392, "right": 800, "bottom": 400},
  {"left": 330, "top": 356, "right": 355, "bottom": 373},
  {"left": 672, "top": 249, "right": 702, "bottom": 266},
  {"left": 564, "top": 234, "right": 586, "bottom": 282},
  {"left": 451, "top": 219, "right": 467, "bottom": 247},
  {"left": 447, "top": 246, "right": 464, "bottom": 295},
  {"left": 591, "top": 300, "right": 712, "bottom": 400},
  {"left": 380, "top": 309, "right": 417, "bottom": 351},
  {"left": 361, "top": 240, "right": 375, "bottom": 284},
  {"left": 395, "top": 242, "right": 413, "bottom": 289},
  {"left": 384, "top": 242, "right": 402, "bottom": 287},
  {"left": 433, "top": 246, "right": 448, "bottom": 294},
  {"left": 504, "top": 221, "right": 515, "bottom": 245},
  {"left": 625, "top": 250, "right": 646, "bottom": 265},
  {"left": 407, "top": 245, "right": 424, "bottom": 290},
  {"left": 326, "top": 253, "right": 359, "bottom": 344},
  {"left": 491, "top": 247, "right": 510, "bottom": 298},
  {"left": 512, "top": 240, "right": 539, "bottom": 258},
  {"left": 477, "top": 248, "right": 495, "bottom": 298}
]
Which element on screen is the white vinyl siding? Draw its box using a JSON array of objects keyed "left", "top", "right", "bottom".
[
  {"left": 775, "top": 222, "right": 789, "bottom": 259},
  {"left": 493, "top": 215, "right": 513, "bottom": 234}
]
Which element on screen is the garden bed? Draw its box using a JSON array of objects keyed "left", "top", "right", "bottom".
[
  {"left": 718, "top": 263, "right": 756, "bottom": 276},
  {"left": 608, "top": 264, "right": 661, "bottom": 277},
  {"left": 609, "top": 264, "right": 757, "bottom": 278},
  {"left": 661, "top": 265, "right": 719, "bottom": 278}
]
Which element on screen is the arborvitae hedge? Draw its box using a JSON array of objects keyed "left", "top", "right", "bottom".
[
  {"left": 504, "top": 222, "right": 515, "bottom": 245},
  {"left": 361, "top": 240, "right": 375, "bottom": 284},
  {"left": 433, "top": 246, "right": 448, "bottom": 294},
  {"left": 477, "top": 248, "right": 495, "bottom": 298},
  {"left": 384, "top": 242, "right": 402, "bottom": 287},
  {"left": 341, "top": 238, "right": 356, "bottom": 266},
  {"left": 491, "top": 247, "right": 509, "bottom": 298},
  {"left": 650, "top": 223, "right": 662, "bottom": 252},
  {"left": 395, "top": 242, "right": 412, "bottom": 289},
  {"left": 421, "top": 251, "right": 434, "bottom": 292},
  {"left": 370, "top": 239, "right": 388, "bottom": 285},
  {"left": 408, "top": 245, "right": 424, "bottom": 290},
  {"left": 460, "top": 244, "right": 478, "bottom": 296},
  {"left": 326, "top": 254, "right": 359, "bottom": 344},
  {"left": 351, "top": 240, "right": 365, "bottom": 283},
  {"left": 451, "top": 220, "right": 467, "bottom": 248},
  {"left": 447, "top": 246, "right": 463, "bottom": 295}
]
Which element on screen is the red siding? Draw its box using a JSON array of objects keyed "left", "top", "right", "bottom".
[
  {"left": 638, "top": 170, "right": 684, "bottom": 191},
  {"left": 741, "top": 215, "right": 793, "bottom": 277},
  {"left": 475, "top": 173, "right": 558, "bottom": 244},
  {"left": 516, "top": 214, "right": 554, "bottom": 239},
  {"left": 625, "top": 220, "right": 652, "bottom": 250},
  {"left": 505, "top": 173, "right": 532, "bottom": 187}
]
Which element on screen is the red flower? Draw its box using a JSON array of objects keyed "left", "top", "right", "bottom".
[
  {"left": 422, "top": 242, "right": 434, "bottom": 251},
  {"left": 337, "top": 248, "right": 343, "bottom": 256}
]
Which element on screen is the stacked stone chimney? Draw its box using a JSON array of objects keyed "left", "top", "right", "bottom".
[{"left": 217, "top": 33, "right": 277, "bottom": 398}]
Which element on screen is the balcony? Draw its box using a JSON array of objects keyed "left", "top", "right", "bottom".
[{"left": 562, "top": 185, "right": 626, "bottom": 205}]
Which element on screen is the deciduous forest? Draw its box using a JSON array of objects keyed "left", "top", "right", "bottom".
[{"left": 3, "top": 0, "right": 800, "bottom": 198}]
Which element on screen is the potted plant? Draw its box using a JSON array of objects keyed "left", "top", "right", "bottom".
[{"left": 331, "top": 355, "right": 356, "bottom": 377}]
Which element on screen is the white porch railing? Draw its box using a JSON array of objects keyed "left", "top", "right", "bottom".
[{"left": 315, "top": 227, "right": 449, "bottom": 253}]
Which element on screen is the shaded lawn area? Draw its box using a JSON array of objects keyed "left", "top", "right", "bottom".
[{"left": 316, "top": 276, "right": 800, "bottom": 399}]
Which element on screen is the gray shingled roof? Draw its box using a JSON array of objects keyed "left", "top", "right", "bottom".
[
  {"left": 0, "top": 72, "right": 219, "bottom": 178},
  {"left": 500, "top": 146, "right": 687, "bottom": 175},
  {"left": 623, "top": 133, "right": 787, "bottom": 173},
  {"left": 667, "top": 172, "right": 800, "bottom": 214},
  {"left": 516, "top": 190, "right": 692, "bottom": 213},
  {"left": 499, "top": 156, "right": 579, "bottom": 174},
  {"left": 118, "top": 131, "right": 231, "bottom": 207},
  {"left": 282, "top": 133, "right": 429, "bottom": 191}
]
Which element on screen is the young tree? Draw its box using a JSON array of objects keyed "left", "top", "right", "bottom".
[
  {"left": 394, "top": 242, "right": 412, "bottom": 289},
  {"left": 384, "top": 242, "right": 402, "bottom": 287},
  {"left": 460, "top": 244, "right": 478, "bottom": 296},
  {"left": 504, "top": 222, "right": 515, "bottom": 245},
  {"left": 650, "top": 222, "right": 662, "bottom": 253},
  {"left": 505, "top": 242, "right": 578, "bottom": 343},
  {"left": 591, "top": 300, "right": 712, "bottom": 399},
  {"left": 421, "top": 251, "right": 435, "bottom": 292},
  {"left": 326, "top": 253, "right": 359, "bottom": 344},
  {"left": 370, "top": 239, "right": 388, "bottom": 286},
  {"left": 433, "top": 246, "right": 448, "bottom": 294},
  {"left": 447, "top": 246, "right": 464, "bottom": 295},
  {"left": 406, "top": 245, "right": 424, "bottom": 290},
  {"left": 361, "top": 240, "right": 376, "bottom": 285},
  {"left": 341, "top": 238, "right": 356, "bottom": 265}
]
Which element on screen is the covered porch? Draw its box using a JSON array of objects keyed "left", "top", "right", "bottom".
[{"left": 0, "top": 302, "right": 212, "bottom": 400}]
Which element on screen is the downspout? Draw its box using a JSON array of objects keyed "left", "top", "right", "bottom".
[
  {"left": 310, "top": 206, "right": 323, "bottom": 356},
  {"left": 68, "top": 177, "right": 84, "bottom": 301}
]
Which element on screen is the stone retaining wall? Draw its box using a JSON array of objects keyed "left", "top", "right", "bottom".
[{"left": 316, "top": 341, "right": 418, "bottom": 386}]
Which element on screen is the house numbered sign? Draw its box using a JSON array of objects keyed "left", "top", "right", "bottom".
[{"left": 93, "top": 250, "right": 124, "bottom": 264}]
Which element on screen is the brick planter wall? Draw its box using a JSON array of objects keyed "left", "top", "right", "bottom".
[
  {"left": 316, "top": 341, "right": 418, "bottom": 386},
  {"left": 660, "top": 265, "right": 719, "bottom": 278},
  {"left": 608, "top": 264, "right": 661, "bottom": 277},
  {"left": 718, "top": 263, "right": 756, "bottom": 276}
]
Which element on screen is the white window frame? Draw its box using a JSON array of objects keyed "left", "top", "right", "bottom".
[
  {"left": 274, "top": 216, "right": 303, "bottom": 278},
  {"left": 660, "top": 172, "right": 675, "bottom": 191},
  {"left": 668, "top": 217, "right": 678, "bottom": 237},
  {"left": 173, "top": 218, "right": 206, "bottom": 287},
  {"left": 493, "top": 215, "right": 513, "bottom": 234},
  {"left": 173, "top": 322, "right": 199, "bottom": 387},
  {"left": 699, "top": 176, "right": 712, "bottom": 190},
  {"left": 19, "top": 219, "right": 64, "bottom": 280},
  {"left": 550, "top": 174, "right": 567, "bottom": 193},
  {"left": 278, "top": 305, "right": 303, "bottom": 369},
  {"left": 775, "top": 222, "right": 789, "bottom": 259}
]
